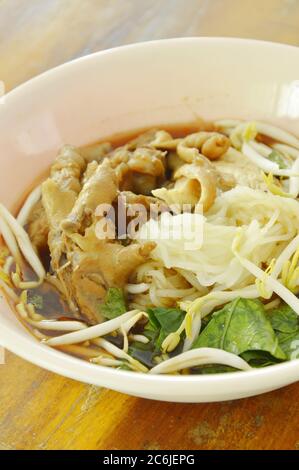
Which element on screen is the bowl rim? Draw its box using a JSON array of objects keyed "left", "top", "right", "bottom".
[
  {"left": 2, "top": 318, "right": 299, "bottom": 387},
  {"left": 1, "top": 36, "right": 299, "bottom": 392},
  {"left": 3, "top": 36, "right": 299, "bottom": 98}
]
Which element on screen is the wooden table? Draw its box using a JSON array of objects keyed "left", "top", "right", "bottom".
[{"left": 1, "top": 0, "right": 299, "bottom": 451}]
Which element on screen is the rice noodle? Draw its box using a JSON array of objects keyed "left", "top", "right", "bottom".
[
  {"left": 135, "top": 260, "right": 161, "bottom": 283},
  {"left": 149, "top": 348, "right": 251, "bottom": 374},
  {"left": 129, "top": 258, "right": 201, "bottom": 309},
  {"left": 138, "top": 203, "right": 297, "bottom": 292},
  {"left": 176, "top": 269, "right": 209, "bottom": 293}
]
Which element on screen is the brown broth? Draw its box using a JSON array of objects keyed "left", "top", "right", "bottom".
[{"left": 80, "top": 119, "right": 215, "bottom": 152}]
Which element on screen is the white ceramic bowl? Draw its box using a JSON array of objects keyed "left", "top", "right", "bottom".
[{"left": 1, "top": 37, "right": 299, "bottom": 402}]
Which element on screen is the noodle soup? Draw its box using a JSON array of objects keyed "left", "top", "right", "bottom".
[{"left": 1, "top": 119, "right": 299, "bottom": 374}]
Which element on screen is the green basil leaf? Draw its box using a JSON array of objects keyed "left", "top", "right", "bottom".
[
  {"left": 98, "top": 287, "right": 127, "bottom": 319},
  {"left": 192, "top": 298, "right": 286, "bottom": 361},
  {"left": 267, "top": 303, "right": 299, "bottom": 333},
  {"left": 267, "top": 303, "right": 299, "bottom": 359},
  {"left": 147, "top": 307, "right": 185, "bottom": 350}
]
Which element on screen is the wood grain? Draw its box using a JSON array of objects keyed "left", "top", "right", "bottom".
[{"left": 1, "top": 0, "right": 299, "bottom": 450}]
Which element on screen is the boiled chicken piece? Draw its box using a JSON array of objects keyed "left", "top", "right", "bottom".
[
  {"left": 58, "top": 156, "right": 154, "bottom": 323},
  {"left": 177, "top": 132, "right": 230, "bottom": 162},
  {"left": 153, "top": 131, "right": 230, "bottom": 162},
  {"left": 69, "top": 237, "right": 155, "bottom": 323},
  {"left": 42, "top": 145, "right": 86, "bottom": 270},
  {"left": 36, "top": 143, "right": 159, "bottom": 324},
  {"left": 81, "top": 161, "right": 98, "bottom": 185},
  {"left": 61, "top": 159, "right": 118, "bottom": 234},
  {"left": 126, "top": 128, "right": 184, "bottom": 151},
  {"left": 109, "top": 146, "right": 166, "bottom": 195},
  {"left": 63, "top": 224, "right": 154, "bottom": 323},
  {"left": 79, "top": 141, "right": 112, "bottom": 162},
  {"left": 153, "top": 162, "right": 217, "bottom": 212}
]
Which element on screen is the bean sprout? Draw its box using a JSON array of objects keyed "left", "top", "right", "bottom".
[
  {"left": 92, "top": 338, "right": 148, "bottom": 372},
  {"left": 242, "top": 142, "right": 298, "bottom": 177},
  {"left": 28, "top": 319, "right": 87, "bottom": 331},
  {"left": 272, "top": 143, "right": 299, "bottom": 160},
  {"left": 17, "top": 185, "right": 42, "bottom": 226},
  {"left": 0, "top": 278, "right": 19, "bottom": 303},
  {"left": 125, "top": 283, "right": 150, "bottom": 294},
  {"left": 149, "top": 347, "right": 251, "bottom": 374},
  {"left": 45, "top": 310, "right": 140, "bottom": 346},
  {"left": 0, "top": 203, "right": 45, "bottom": 287}
]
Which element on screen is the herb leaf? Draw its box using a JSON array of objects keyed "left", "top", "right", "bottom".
[
  {"left": 267, "top": 304, "right": 298, "bottom": 333},
  {"left": 241, "top": 350, "right": 279, "bottom": 367},
  {"left": 267, "top": 304, "right": 299, "bottom": 359},
  {"left": 147, "top": 307, "right": 185, "bottom": 350},
  {"left": 27, "top": 291, "right": 44, "bottom": 310},
  {"left": 98, "top": 287, "right": 127, "bottom": 320},
  {"left": 192, "top": 298, "right": 286, "bottom": 361},
  {"left": 191, "top": 364, "right": 238, "bottom": 375},
  {"left": 129, "top": 339, "right": 157, "bottom": 368},
  {"left": 148, "top": 307, "right": 185, "bottom": 333}
]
